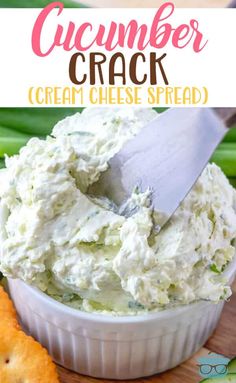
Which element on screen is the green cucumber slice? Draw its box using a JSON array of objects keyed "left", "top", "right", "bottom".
[
  {"left": 228, "top": 358, "right": 236, "bottom": 374},
  {"left": 200, "top": 373, "right": 236, "bottom": 382}
]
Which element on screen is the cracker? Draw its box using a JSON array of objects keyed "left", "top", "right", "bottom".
[
  {"left": 0, "top": 321, "right": 59, "bottom": 383},
  {"left": 0, "top": 286, "right": 59, "bottom": 382},
  {"left": 0, "top": 286, "right": 19, "bottom": 329}
]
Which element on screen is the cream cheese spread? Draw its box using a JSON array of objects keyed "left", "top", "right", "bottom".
[{"left": 0, "top": 107, "right": 235, "bottom": 315}]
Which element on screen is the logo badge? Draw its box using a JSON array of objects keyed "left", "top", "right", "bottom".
[{"left": 197, "top": 352, "right": 230, "bottom": 378}]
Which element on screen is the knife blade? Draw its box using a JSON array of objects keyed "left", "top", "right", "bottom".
[{"left": 90, "top": 108, "right": 234, "bottom": 224}]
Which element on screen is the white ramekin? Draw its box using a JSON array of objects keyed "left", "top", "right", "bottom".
[{"left": 7, "top": 256, "right": 236, "bottom": 380}]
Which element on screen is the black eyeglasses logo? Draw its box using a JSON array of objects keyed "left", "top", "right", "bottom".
[{"left": 198, "top": 364, "right": 228, "bottom": 375}]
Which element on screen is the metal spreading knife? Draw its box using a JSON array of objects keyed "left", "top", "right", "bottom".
[{"left": 90, "top": 108, "right": 236, "bottom": 225}]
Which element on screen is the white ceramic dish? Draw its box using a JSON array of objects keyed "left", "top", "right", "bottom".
[{"left": 8, "top": 256, "right": 236, "bottom": 380}]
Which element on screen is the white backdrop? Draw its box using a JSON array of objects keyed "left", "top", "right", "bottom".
[{"left": 0, "top": 7, "right": 235, "bottom": 106}]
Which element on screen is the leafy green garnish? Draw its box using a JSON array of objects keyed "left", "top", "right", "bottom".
[
  {"left": 210, "top": 264, "right": 220, "bottom": 274},
  {"left": 0, "top": 0, "right": 88, "bottom": 8},
  {"left": 128, "top": 301, "right": 145, "bottom": 310},
  {"left": 68, "top": 131, "right": 94, "bottom": 137},
  {"left": 0, "top": 158, "right": 5, "bottom": 168}
]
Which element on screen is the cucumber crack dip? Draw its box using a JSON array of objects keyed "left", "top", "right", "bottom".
[{"left": 0, "top": 108, "right": 236, "bottom": 315}]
